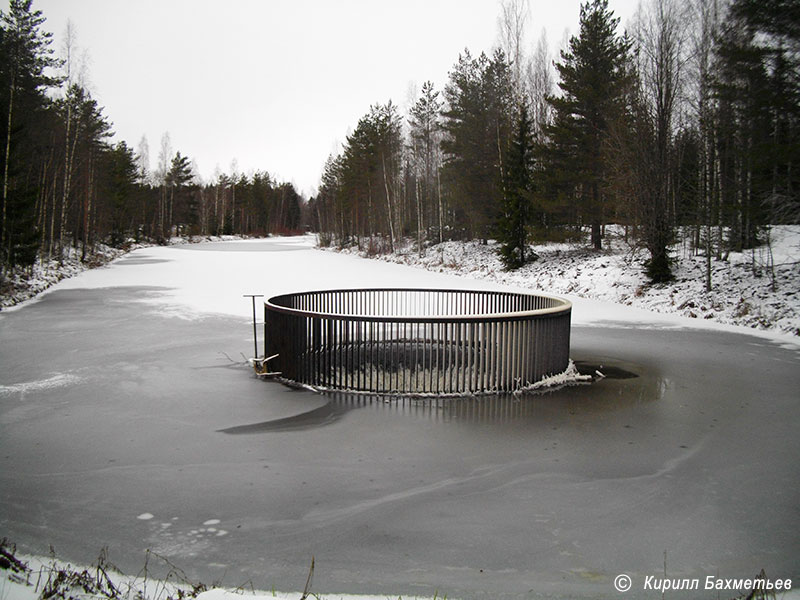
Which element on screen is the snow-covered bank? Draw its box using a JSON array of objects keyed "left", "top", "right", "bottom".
[
  {"left": 4, "top": 546, "right": 796, "bottom": 600},
  {"left": 0, "top": 235, "right": 259, "bottom": 312},
  {"left": 8, "top": 232, "right": 796, "bottom": 348},
  {"left": 0, "top": 244, "right": 128, "bottom": 310},
  {"left": 0, "top": 546, "right": 456, "bottom": 600},
  {"left": 326, "top": 226, "right": 800, "bottom": 337}
]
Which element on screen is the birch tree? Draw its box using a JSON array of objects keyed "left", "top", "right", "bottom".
[{"left": 408, "top": 81, "right": 443, "bottom": 250}]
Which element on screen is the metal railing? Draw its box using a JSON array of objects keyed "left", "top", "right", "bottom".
[{"left": 263, "top": 288, "right": 571, "bottom": 395}]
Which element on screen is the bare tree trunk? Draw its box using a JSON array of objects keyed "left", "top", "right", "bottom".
[
  {"left": 82, "top": 153, "right": 94, "bottom": 260},
  {"left": 59, "top": 105, "right": 78, "bottom": 263},
  {"left": 168, "top": 184, "right": 174, "bottom": 236},
  {"left": 382, "top": 154, "right": 396, "bottom": 252},
  {"left": 1, "top": 73, "right": 15, "bottom": 276},
  {"left": 437, "top": 161, "right": 444, "bottom": 243},
  {"left": 49, "top": 171, "right": 57, "bottom": 260},
  {"left": 415, "top": 177, "right": 423, "bottom": 255},
  {"left": 37, "top": 157, "right": 48, "bottom": 260},
  {"left": 231, "top": 182, "right": 236, "bottom": 233},
  {"left": 214, "top": 184, "right": 220, "bottom": 235}
]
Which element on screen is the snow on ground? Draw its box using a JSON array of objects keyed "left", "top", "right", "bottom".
[
  {"left": 0, "top": 551, "right": 454, "bottom": 600},
  {"left": 0, "top": 243, "right": 128, "bottom": 309},
  {"left": 330, "top": 226, "right": 800, "bottom": 337}
]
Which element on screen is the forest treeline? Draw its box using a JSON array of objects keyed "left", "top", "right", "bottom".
[
  {"left": 309, "top": 0, "right": 799, "bottom": 284},
  {"left": 0, "top": 0, "right": 302, "bottom": 282}
]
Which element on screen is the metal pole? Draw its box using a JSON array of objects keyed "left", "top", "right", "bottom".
[{"left": 243, "top": 294, "right": 264, "bottom": 358}]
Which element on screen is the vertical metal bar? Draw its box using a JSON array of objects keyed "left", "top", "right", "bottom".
[
  {"left": 431, "top": 322, "right": 441, "bottom": 393},
  {"left": 447, "top": 321, "right": 453, "bottom": 394},
  {"left": 470, "top": 322, "right": 476, "bottom": 392},
  {"left": 368, "top": 321, "right": 373, "bottom": 392},
  {"left": 460, "top": 321, "right": 466, "bottom": 393},
  {"left": 357, "top": 319, "right": 362, "bottom": 391},
  {"left": 521, "top": 319, "right": 529, "bottom": 386},
  {"left": 326, "top": 317, "right": 333, "bottom": 388},
  {"left": 316, "top": 315, "right": 322, "bottom": 388},
  {"left": 498, "top": 320, "right": 505, "bottom": 391},
  {"left": 515, "top": 319, "right": 521, "bottom": 389},
  {"left": 479, "top": 319, "right": 485, "bottom": 392},
  {"left": 402, "top": 321, "right": 407, "bottom": 393},
  {"left": 509, "top": 320, "right": 516, "bottom": 390},
  {"left": 247, "top": 297, "right": 259, "bottom": 359},
  {"left": 504, "top": 320, "right": 511, "bottom": 390},
  {"left": 493, "top": 321, "right": 499, "bottom": 391},
  {"left": 344, "top": 315, "right": 349, "bottom": 390},
  {"left": 337, "top": 315, "right": 343, "bottom": 389}
]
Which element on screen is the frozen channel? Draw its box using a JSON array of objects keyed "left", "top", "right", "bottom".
[{"left": 1, "top": 236, "right": 798, "bottom": 600}]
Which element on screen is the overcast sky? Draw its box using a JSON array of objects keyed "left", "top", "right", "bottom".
[{"left": 36, "top": 0, "right": 641, "bottom": 197}]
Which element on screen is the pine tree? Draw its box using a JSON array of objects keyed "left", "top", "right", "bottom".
[
  {"left": 442, "top": 49, "right": 515, "bottom": 240},
  {"left": 165, "top": 151, "right": 193, "bottom": 232},
  {"left": 3, "top": 136, "right": 36, "bottom": 267},
  {"left": 497, "top": 103, "right": 535, "bottom": 269},
  {"left": 712, "top": 0, "right": 800, "bottom": 244},
  {"left": 338, "top": 102, "right": 403, "bottom": 249},
  {"left": 0, "top": 0, "right": 60, "bottom": 272},
  {"left": 546, "top": 0, "right": 632, "bottom": 250}
]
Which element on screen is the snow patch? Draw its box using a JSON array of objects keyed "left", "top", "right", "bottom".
[
  {"left": 136, "top": 513, "right": 155, "bottom": 520},
  {"left": 515, "top": 360, "right": 593, "bottom": 394},
  {"left": 328, "top": 226, "right": 800, "bottom": 340},
  {"left": 0, "top": 373, "right": 81, "bottom": 397},
  {"left": 196, "top": 589, "right": 459, "bottom": 600}
]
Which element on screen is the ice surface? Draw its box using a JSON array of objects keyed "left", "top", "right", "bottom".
[{"left": 1, "top": 235, "right": 798, "bottom": 600}]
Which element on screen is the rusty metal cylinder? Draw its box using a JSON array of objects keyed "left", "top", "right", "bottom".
[{"left": 264, "top": 288, "right": 571, "bottom": 395}]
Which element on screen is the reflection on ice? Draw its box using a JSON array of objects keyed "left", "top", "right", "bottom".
[
  {"left": 222, "top": 357, "right": 670, "bottom": 433},
  {"left": 218, "top": 402, "right": 344, "bottom": 433}
]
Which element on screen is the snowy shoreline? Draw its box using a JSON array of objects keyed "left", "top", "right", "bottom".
[
  {"left": 323, "top": 225, "right": 800, "bottom": 337},
  {"left": 3, "top": 228, "right": 798, "bottom": 340},
  {"left": 0, "top": 545, "right": 456, "bottom": 600}
]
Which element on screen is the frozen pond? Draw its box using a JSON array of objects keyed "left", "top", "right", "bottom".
[{"left": 1, "top": 237, "right": 798, "bottom": 600}]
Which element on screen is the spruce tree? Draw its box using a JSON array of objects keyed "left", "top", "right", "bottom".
[
  {"left": 497, "top": 103, "right": 535, "bottom": 269},
  {"left": 105, "top": 141, "right": 138, "bottom": 247},
  {"left": 546, "top": 0, "right": 632, "bottom": 250}
]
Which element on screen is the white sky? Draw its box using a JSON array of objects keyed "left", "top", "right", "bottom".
[{"left": 36, "top": 0, "right": 641, "bottom": 197}]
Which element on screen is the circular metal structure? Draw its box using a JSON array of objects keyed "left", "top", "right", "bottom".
[{"left": 263, "top": 288, "right": 572, "bottom": 395}]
